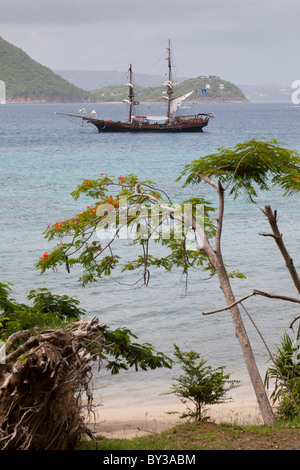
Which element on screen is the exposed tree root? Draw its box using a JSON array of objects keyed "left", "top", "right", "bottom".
[{"left": 0, "top": 316, "right": 105, "bottom": 450}]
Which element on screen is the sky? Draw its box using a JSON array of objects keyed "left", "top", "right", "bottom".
[{"left": 0, "top": 0, "right": 299, "bottom": 86}]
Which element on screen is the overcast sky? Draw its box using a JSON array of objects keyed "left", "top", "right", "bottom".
[{"left": 0, "top": 0, "right": 299, "bottom": 85}]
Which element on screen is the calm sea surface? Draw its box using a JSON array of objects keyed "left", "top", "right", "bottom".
[{"left": 1, "top": 101, "right": 300, "bottom": 402}]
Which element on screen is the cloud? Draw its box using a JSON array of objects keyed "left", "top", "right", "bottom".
[
  {"left": 1, "top": 0, "right": 294, "bottom": 27},
  {"left": 1, "top": 0, "right": 299, "bottom": 84},
  {"left": 0, "top": 0, "right": 219, "bottom": 25}
]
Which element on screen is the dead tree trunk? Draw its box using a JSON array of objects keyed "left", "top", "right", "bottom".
[
  {"left": 260, "top": 205, "right": 300, "bottom": 295},
  {"left": 0, "top": 317, "right": 105, "bottom": 450}
]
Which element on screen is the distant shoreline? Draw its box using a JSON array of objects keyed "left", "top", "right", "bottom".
[{"left": 5, "top": 97, "right": 249, "bottom": 105}]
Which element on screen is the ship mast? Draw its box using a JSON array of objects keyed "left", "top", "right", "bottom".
[
  {"left": 166, "top": 39, "right": 173, "bottom": 122},
  {"left": 128, "top": 64, "right": 134, "bottom": 122}
]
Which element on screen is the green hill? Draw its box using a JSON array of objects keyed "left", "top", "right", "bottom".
[
  {"left": 0, "top": 36, "right": 248, "bottom": 103},
  {"left": 0, "top": 36, "right": 89, "bottom": 102},
  {"left": 91, "top": 75, "right": 248, "bottom": 103}
]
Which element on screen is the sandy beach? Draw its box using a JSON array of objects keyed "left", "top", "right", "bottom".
[{"left": 86, "top": 383, "right": 265, "bottom": 439}]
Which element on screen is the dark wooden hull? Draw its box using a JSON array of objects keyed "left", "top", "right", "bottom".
[
  {"left": 90, "top": 119, "right": 209, "bottom": 133},
  {"left": 57, "top": 113, "right": 211, "bottom": 133}
]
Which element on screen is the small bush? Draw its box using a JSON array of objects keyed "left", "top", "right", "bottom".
[
  {"left": 170, "top": 345, "right": 239, "bottom": 422},
  {"left": 265, "top": 333, "right": 300, "bottom": 421}
]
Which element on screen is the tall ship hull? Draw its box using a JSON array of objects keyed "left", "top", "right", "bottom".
[
  {"left": 57, "top": 40, "right": 213, "bottom": 134},
  {"left": 57, "top": 113, "right": 211, "bottom": 133}
]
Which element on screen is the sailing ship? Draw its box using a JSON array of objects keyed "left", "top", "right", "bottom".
[{"left": 57, "top": 41, "right": 213, "bottom": 133}]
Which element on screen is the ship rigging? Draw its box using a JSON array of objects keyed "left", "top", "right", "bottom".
[{"left": 57, "top": 40, "right": 213, "bottom": 133}]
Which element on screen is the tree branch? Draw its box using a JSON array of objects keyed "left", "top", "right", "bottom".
[
  {"left": 195, "top": 173, "right": 218, "bottom": 190},
  {"left": 289, "top": 315, "right": 300, "bottom": 331},
  {"left": 215, "top": 181, "right": 225, "bottom": 254},
  {"left": 223, "top": 150, "right": 254, "bottom": 191},
  {"left": 202, "top": 292, "right": 256, "bottom": 315},
  {"left": 259, "top": 232, "right": 278, "bottom": 240},
  {"left": 260, "top": 205, "right": 300, "bottom": 295},
  {"left": 202, "top": 289, "right": 300, "bottom": 315}
]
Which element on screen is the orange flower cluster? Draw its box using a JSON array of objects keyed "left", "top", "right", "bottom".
[
  {"left": 49, "top": 217, "right": 80, "bottom": 231},
  {"left": 86, "top": 206, "right": 97, "bottom": 214},
  {"left": 85, "top": 243, "right": 102, "bottom": 251},
  {"left": 99, "top": 195, "right": 118, "bottom": 208},
  {"left": 108, "top": 195, "right": 119, "bottom": 209},
  {"left": 41, "top": 252, "right": 49, "bottom": 262}
]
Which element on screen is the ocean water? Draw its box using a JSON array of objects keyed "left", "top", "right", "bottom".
[{"left": 1, "top": 101, "right": 300, "bottom": 403}]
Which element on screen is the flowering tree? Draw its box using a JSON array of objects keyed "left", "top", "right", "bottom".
[{"left": 37, "top": 138, "right": 300, "bottom": 425}]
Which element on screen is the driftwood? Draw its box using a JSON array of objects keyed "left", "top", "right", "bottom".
[{"left": 0, "top": 317, "right": 105, "bottom": 450}]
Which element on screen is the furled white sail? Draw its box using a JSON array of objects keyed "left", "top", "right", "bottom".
[
  {"left": 145, "top": 116, "right": 168, "bottom": 122},
  {"left": 170, "top": 90, "right": 195, "bottom": 114}
]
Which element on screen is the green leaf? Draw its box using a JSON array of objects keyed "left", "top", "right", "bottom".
[{"left": 180, "top": 138, "right": 300, "bottom": 202}]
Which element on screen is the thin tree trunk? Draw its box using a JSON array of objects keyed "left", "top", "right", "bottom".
[
  {"left": 260, "top": 205, "right": 300, "bottom": 295},
  {"left": 193, "top": 180, "right": 275, "bottom": 425},
  {"left": 215, "top": 258, "right": 275, "bottom": 425}
]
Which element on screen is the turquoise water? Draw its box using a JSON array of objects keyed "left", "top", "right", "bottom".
[{"left": 1, "top": 101, "right": 300, "bottom": 400}]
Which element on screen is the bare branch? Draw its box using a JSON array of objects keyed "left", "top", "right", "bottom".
[
  {"left": 223, "top": 150, "right": 254, "bottom": 191},
  {"left": 195, "top": 172, "right": 218, "bottom": 189},
  {"left": 203, "top": 289, "right": 300, "bottom": 315},
  {"left": 289, "top": 315, "right": 300, "bottom": 330},
  {"left": 259, "top": 232, "right": 278, "bottom": 240},
  {"left": 202, "top": 292, "right": 255, "bottom": 315},
  {"left": 215, "top": 181, "right": 225, "bottom": 254},
  {"left": 260, "top": 205, "right": 300, "bottom": 295},
  {"left": 252, "top": 289, "right": 300, "bottom": 303}
]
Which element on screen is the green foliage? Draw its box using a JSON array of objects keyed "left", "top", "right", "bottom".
[
  {"left": 36, "top": 139, "right": 300, "bottom": 290},
  {"left": 0, "top": 282, "right": 86, "bottom": 339},
  {"left": 80, "top": 418, "right": 300, "bottom": 450},
  {"left": 36, "top": 173, "right": 217, "bottom": 287},
  {"left": 103, "top": 327, "right": 172, "bottom": 374},
  {"left": 0, "top": 282, "right": 19, "bottom": 314},
  {"left": 0, "top": 35, "right": 247, "bottom": 103},
  {"left": 174, "top": 75, "right": 246, "bottom": 101},
  {"left": 265, "top": 333, "right": 300, "bottom": 420},
  {"left": 0, "top": 36, "right": 89, "bottom": 102},
  {"left": 91, "top": 75, "right": 247, "bottom": 103},
  {"left": 170, "top": 345, "right": 239, "bottom": 421},
  {"left": 27, "top": 288, "right": 86, "bottom": 321},
  {"left": 180, "top": 138, "right": 300, "bottom": 202},
  {"left": 0, "top": 282, "right": 171, "bottom": 374},
  {"left": 30, "top": 138, "right": 300, "bottom": 385}
]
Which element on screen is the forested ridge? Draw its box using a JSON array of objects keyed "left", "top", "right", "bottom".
[
  {"left": 0, "top": 36, "right": 247, "bottom": 103},
  {"left": 0, "top": 36, "right": 89, "bottom": 102},
  {"left": 91, "top": 75, "right": 248, "bottom": 103}
]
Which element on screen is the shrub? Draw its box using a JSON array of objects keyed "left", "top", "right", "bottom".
[
  {"left": 265, "top": 333, "right": 300, "bottom": 420},
  {"left": 170, "top": 344, "right": 239, "bottom": 422}
]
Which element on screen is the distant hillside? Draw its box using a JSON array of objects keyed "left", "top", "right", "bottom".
[
  {"left": 0, "top": 36, "right": 248, "bottom": 104},
  {"left": 0, "top": 37, "right": 89, "bottom": 103},
  {"left": 239, "top": 83, "right": 292, "bottom": 102},
  {"left": 54, "top": 69, "right": 177, "bottom": 90},
  {"left": 90, "top": 75, "right": 248, "bottom": 103}
]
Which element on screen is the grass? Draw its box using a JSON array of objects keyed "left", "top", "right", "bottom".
[{"left": 79, "top": 416, "right": 300, "bottom": 450}]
